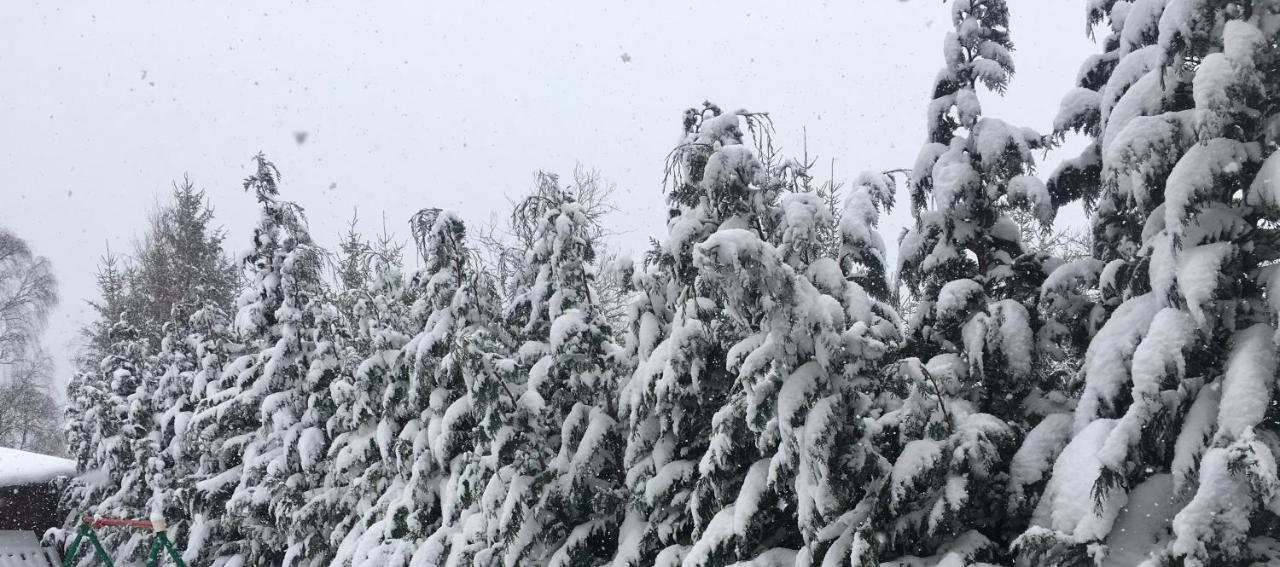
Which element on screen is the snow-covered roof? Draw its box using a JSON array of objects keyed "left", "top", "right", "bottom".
[{"left": 0, "top": 447, "right": 76, "bottom": 488}]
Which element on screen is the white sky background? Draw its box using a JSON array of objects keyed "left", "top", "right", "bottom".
[{"left": 1, "top": 1, "right": 1096, "bottom": 392}]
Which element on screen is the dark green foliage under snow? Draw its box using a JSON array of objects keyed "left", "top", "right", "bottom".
[{"left": 59, "top": 2, "right": 1280, "bottom": 566}]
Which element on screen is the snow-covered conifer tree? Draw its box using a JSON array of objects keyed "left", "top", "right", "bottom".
[
  {"left": 475, "top": 175, "right": 627, "bottom": 566},
  {"left": 339, "top": 209, "right": 507, "bottom": 567},
  {"left": 169, "top": 302, "right": 234, "bottom": 563},
  {"left": 62, "top": 371, "right": 105, "bottom": 517},
  {"left": 1050, "top": 0, "right": 1175, "bottom": 308},
  {"left": 1044, "top": 0, "right": 1127, "bottom": 214},
  {"left": 614, "top": 103, "right": 788, "bottom": 566},
  {"left": 1017, "top": 3, "right": 1280, "bottom": 565},
  {"left": 231, "top": 156, "right": 338, "bottom": 566},
  {"left": 325, "top": 251, "right": 416, "bottom": 565},
  {"left": 123, "top": 179, "right": 239, "bottom": 350},
  {"left": 881, "top": 0, "right": 1055, "bottom": 562},
  {"left": 61, "top": 315, "right": 155, "bottom": 564},
  {"left": 63, "top": 256, "right": 131, "bottom": 505},
  {"left": 139, "top": 320, "right": 198, "bottom": 550},
  {"left": 185, "top": 154, "right": 325, "bottom": 565},
  {"left": 405, "top": 210, "right": 510, "bottom": 567},
  {"left": 281, "top": 293, "right": 348, "bottom": 566},
  {"left": 839, "top": 172, "right": 899, "bottom": 302},
  {"left": 1003, "top": 0, "right": 1152, "bottom": 536},
  {"left": 682, "top": 168, "right": 901, "bottom": 566}
]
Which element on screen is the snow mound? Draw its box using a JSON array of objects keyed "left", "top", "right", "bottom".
[
  {"left": 0, "top": 447, "right": 76, "bottom": 487},
  {"left": 1101, "top": 474, "right": 1184, "bottom": 567},
  {"left": 1031, "top": 419, "right": 1124, "bottom": 541}
]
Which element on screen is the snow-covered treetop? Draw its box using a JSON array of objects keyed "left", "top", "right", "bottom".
[
  {"left": 242, "top": 152, "right": 281, "bottom": 204},
  {"left": 506, "top": 176, "right": 602, "bottom": 338},
  {"left": 233, "top": 153, "right": 321, "bottom": 342},
  {"left": 926, "top": 0, "right": 1015, "bottom": 144},
  {"left": 840, "top": 171, "right": 896, "bottom": 300},
  {"left": 651, "top": 102, "right": 778, "bottom": 291},
  {"left": 411, "top": 207, "right": 467, "bottom": 282}
]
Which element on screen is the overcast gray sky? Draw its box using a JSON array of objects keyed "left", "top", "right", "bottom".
[{"left": 0, "top": 1, "right": 1096, "bottom": 389}]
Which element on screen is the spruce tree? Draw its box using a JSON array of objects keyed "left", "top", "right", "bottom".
[
  {"left": 79, "top": 250, "right": 132, "bottom": 365},
  {"left": 64, "top": 253, "right": 132, "bottom": 503},
  {"left": 125, "top": 178, "right": 239, "bottom": 348}
]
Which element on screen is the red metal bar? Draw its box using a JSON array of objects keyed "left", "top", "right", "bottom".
[{"left": 83, "top": 516, "right": 154, "bottom": 529}]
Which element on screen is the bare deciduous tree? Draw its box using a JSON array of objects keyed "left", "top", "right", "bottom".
[
  {"left": 0, "top": 348, "right": 63, "bottom": 455},
  {"left": 1010, "top": 208, "right": 1092, "bottom": 261},
  {"left": 0, "top": 227, "right": 57, "bottom": 365}
]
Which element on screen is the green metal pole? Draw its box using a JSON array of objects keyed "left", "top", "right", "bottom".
[
  {"left": 84, "top": 528, "right": 113, "bottom": 566},
  {"left": 144, "top": 537, "right": 162, "bottom": 567},
  {"left": 142, "top": 531, "right": 186, "bottom": 567},
  {"left": 61, "top": 522, "right": 114, "bottom": 567},
  {"left": 158, "top": 533, "right": 187, "bottom": 567},
  {"left": 59, "top": 524, "right": 88, "bottom": 567}
]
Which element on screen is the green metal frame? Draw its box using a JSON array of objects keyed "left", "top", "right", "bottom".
[
  {"left": 142, "top": 531, "right": 185, "bottom": 567},
  {"left": 60, "top": 522, "right": 111, "bottom": 567},
  {"left": 60, "top": 519, "right": 187, "bottom": 567}
]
